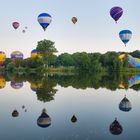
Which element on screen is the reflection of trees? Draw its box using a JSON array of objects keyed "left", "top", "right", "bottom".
[
  {"left": 35, "top": 76, "right": 57, "bottom": 102},
  {"left": 130, "top": 84, "right": 140, "bottom": 91},
  {"left": 55, "top": 73, "right": 126, "bottom": 91},
  {"left": 3, "top": 71, "right": 140, "bottom": 98}
]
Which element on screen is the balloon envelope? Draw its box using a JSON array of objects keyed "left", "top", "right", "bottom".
[
  {"left": 12, "top": 22, "right": 20, "bottom": 29},
  {"left": 110, "top": 7, "right": 123, "bottom": 22},
  {"left": 0, "top": 51, "right": 6, "bottom": 66},
  {"left": 72, "top": 17, "right": 77, "bottom": 24},
  {"left": 38, "top": 13, "right": 52, "bottom": 31},
  {"left": 11, "top": 51, "right": 24, "bottom": 60},
  {"left": 119, "top": 30, "right": 132, "bottom": 45}
]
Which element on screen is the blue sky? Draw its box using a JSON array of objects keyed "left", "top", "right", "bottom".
[{"left": 0, "top": 0, "right": 139, "bottom": 58}]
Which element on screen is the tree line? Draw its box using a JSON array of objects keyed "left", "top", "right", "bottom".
[{"left": 2, "top": 39, "right": 140, "bottom": 73}]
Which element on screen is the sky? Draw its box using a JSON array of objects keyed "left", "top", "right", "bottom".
[{"left": 0, "top": 0, "right": 139, "bottom": 58}]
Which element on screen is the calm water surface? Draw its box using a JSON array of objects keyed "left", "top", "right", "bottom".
[{"left": 0, "top": 74, "right": 140, "bottom": 140}]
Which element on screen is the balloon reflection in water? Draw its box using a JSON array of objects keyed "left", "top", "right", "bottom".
[
  {"left": 30, "top": 82, "right": 42, "bottom": 92},
  {"left": 71, "top": 115, "right": 77, "bottom": 123},
  {"left": 37, "top": 108, "right": 51, "bottom": 128},
  {"left": 110, "top": 118, "right": 123, "bottom": 135},
  {"left": 11, "top": 81, "right": 23, "bottom": 89},
  {"left": 12, "top": 110, "right": 19, "bottom": 117},
  {"left": 119, "top": 96, "right": 132, "bottom": 112}
]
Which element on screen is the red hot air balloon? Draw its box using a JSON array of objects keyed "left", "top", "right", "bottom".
[{"left": 12, "top": 22, "right": 20, "bottom": 29}]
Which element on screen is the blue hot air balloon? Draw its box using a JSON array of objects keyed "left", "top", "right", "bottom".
[
  {"left": 119, "top": 30, "right": 132, "bottom": 46},
  {"left": 110, "top": 6, "right": 123, "bottom": 23},
  {"left": 37, "top": 13, "right": 52, "bottom": 31}
]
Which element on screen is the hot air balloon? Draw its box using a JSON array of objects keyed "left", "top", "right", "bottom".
[
  {"left": 110, "top": 6, "right": 123, "bottom": 23},
  {"left": 25, "top": 26, "right": 28, "bottom": 29},
  {"left": 0, "top": 51, "right": 6, "bottom": 66},
  {"left": 22, "top": 30, "right": 25, "bottom": 33},
  {"left": 22, "top": 105, "right": 25, "bottom": 109},
  {"left": 31, "top": 49, "right": 38, "bottom": 58},
  {"left": 37, "top": 13, "right": 52, "bottom": 31},
  {"left": 71, "top": 115, "right": 77, "bottom": 123},
  {"left": 119, "top": 96, "right": 132, "bottom": 112},
  {"left": 110, "top": 118, "right": 123, "bottom": 135},
  {"left": 72, "top": 17, "right": 77, "bottom": 24},
  {"left": 37, "top": 108, "right": 51, "bottom": 128},
  {"left": 12, "top": 22, "right": 20, "bottom": 29},
  {"left": 0, "top": 75, "right": 6, "bottom": 89},
  {"left": 12, "top": 110, "right": 19, "bottom": 117},
  {"left": 11, "top": 51, "right": 24, "bottom": 62},
  {"left": 119, "top": 30, "right": 132, "bottom": 46}
]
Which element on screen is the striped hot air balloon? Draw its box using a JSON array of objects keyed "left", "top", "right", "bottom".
[
  {"left": 110, "top": 6, "right": 123, "bottom": 23},
  {"left": 37, "top": 13, "right": 52, "bottom": 31},
  {"left": 119, "top": 30, "right": 132, "bottom": 46}
]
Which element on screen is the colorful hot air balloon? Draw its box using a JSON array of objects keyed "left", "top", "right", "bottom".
[
  {"left": 0, "top": 51, "right": 6, "bottom": 66},
  {"left": 72, "top": 17, "right": 77, "bottom": 24},
  {"left": 119, "top": 30, "right": 132, "bottom": 46},
  {"left": 12, "top": 22, "right": 20, "bottom": 29},
  {"left": 11, "top": 51, "right": 24, "bottom": 62},
  {"left": 0, "top": 75, "right": 6, "bottom": 89},
  {"left": 37, "top": 13, "right": 52, "bottom": 31},
  {"left": 31, "top": 49, "right": 38, "bottom": 58},
  {"left": 110, "top": 7, "right": 123, "bottom": 23}
]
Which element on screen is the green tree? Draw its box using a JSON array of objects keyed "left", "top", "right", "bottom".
[
  {"left": 36, "top": 39, "right": 58, "bottom": 68},
  {"left": 57, "top": 53, "right": 74, "bottom": 66}
]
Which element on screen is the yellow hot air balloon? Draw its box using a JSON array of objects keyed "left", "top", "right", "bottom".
[
  {"left": 0, "top": 51, "right": 6, "bottom": 66},
  {"left": 72, "top": 17, "right": 78, "bottom": 24},
  {"left": 0, "top": 75, "right": 6, "bottom": 89}
]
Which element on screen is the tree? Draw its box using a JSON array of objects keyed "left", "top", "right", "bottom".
[{"left": 36, "top": 39, "right": 58, "bottom": 68}]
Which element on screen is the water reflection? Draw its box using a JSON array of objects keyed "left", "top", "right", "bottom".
[
  {"left": 0, "top": 72, "right": 140, "bottom": 139},
  {"left": 11, "top": 81, "right": 23, "bottom": 89},
  {"left": 12, "top": 110, "right": 19, "bottom": 117},
  {"left": 109, "top": 118, "right": 123, "bottom": 135},
  {"left": 71, "top": 115, "right": 77, "bottom": 123},
  {"left": 119, "top": 95, "right": 132, "bottom": 112},
  {"left": 37, "top": 108, "right": 51, "bottom": 128},
  {"left": 1, "top": 73, "right": 140, "bottom": 102}
]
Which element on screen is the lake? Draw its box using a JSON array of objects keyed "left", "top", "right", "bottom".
[{"left": 0, "top": 73, "right": 140, "bottom": 140}]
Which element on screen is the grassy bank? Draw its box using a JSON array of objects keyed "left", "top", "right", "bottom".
[{"left": 46, "top": 66, "right": 76, "bottom": 74}]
